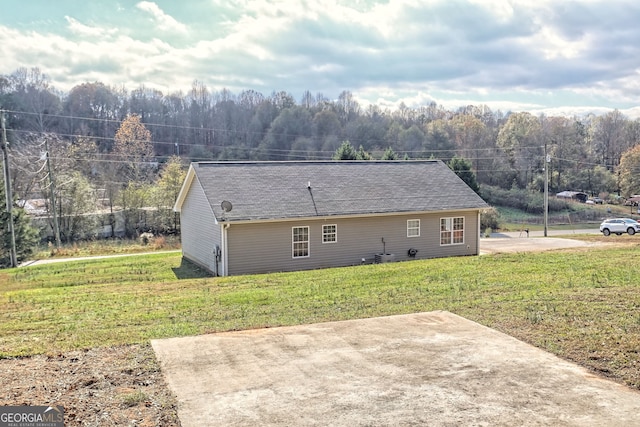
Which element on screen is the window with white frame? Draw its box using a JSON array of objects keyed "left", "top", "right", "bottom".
[
  {"left": 322, "top": 224, "right": 337, "bottom": 243},
  {"left": 292, "top": 226, "right": 310, "bottom": 258},
  {"left": 407, "top": 219, "right": 420, "bottom": 237},
  {"left": 440, "top": 217, "right": 464, "bottom": 245}
]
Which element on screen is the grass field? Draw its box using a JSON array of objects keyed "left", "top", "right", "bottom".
[
  {"left": 495, "top": 203, "right": 633, "bottom": 232},
  {"left": 2, "top": 239, "right": 640, "bottom": 391}
]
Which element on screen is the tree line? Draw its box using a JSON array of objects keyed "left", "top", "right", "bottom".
[
  {"left": 2, "top": 66, "right": 640, "bottom": 265},
  {"left": 3, "top": 67, "right": 639, "bottom": 190}
]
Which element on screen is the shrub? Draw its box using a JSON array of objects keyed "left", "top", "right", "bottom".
[
  {"left": 480, "top": 207, "right": 499, "bottom": 232},
  {"left": 139, "top": 232, "right": 154, "bottom": 245},
  {"left": 153, "top": 235, "right": 166, "bottom": 250}
]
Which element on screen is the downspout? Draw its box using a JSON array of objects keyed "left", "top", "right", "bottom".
[
  {"left": 477, "top": 211, "right": 482, "bottom": 255},
  {"left": 221, "top": 223, "right": 230, "bottom": 276}
]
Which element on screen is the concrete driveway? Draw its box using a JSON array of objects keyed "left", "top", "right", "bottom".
[
  {"left": 152, "top": 311, "right": 640, "bottom": 426},
  {"left": 480, "top": 229, "right": 601, "bottom": 255},
  {"left": 480, "top": 237, "right": 596, "bottom": 254}
]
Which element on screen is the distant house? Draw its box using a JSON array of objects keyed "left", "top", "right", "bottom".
[
  {"left": 556, "top": 191, "right": 588, "bottom": 203},
  {"left": 173, "top": 160, "right": 489, "bottom": 276},
  {"left": 19, "top": 198, "right": 127, "bottom": 239}
]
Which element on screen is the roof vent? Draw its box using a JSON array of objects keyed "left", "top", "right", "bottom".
[
  {"left": 221, "top": 200, "right": 233, "bottom": 212},
  {"left": 221, "top": 201, "right": 233, "bottom": 220}
]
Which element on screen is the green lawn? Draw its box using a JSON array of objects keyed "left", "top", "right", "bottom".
[{"left": 2, "top": 245, "right": 640, "bottom": 390}]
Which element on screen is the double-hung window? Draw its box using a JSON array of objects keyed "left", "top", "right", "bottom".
[
  {"left": 322, "top": 224, "right": 337, "bottom": 243},
  {"left": 440, "top": 217, "right": 464, "bottom": 245},
  {"left": 292, "top": 226, "right": 310, "bottom": 258},
  {"left": 407, "top": 219, "right": 420, "bottom": 237}
]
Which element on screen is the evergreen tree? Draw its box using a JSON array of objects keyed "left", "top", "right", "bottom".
[
  {"left": 448, "top": 156, "right": 480, "bottom": 195},
  {"left": 381, "top": 147, "right": 398, "bottom": 160},
  {"left": 332, "top": 141, "right": 357, "bottom": 160},
  {"left": 356, "top": 145, "right": 373, "bottom": 160},
  {"left": 0, "top": 178, "right": 39, "bottom": 267}
]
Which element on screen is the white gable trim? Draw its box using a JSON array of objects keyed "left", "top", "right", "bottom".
[{"left": 173, "top": 164, "right": 197, "bottom": 212}]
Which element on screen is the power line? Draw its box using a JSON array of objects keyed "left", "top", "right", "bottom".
[
  {"left": 0, "top": 109, "right": 556, "bottom": 154},
  {"left": 6, "top": 126, "right": 567, "bottom": 162},
  {"left": 1, "top": 109, "right": 621, "bottom": 174}
]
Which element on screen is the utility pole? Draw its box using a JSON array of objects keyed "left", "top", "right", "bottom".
[
  {"left": 44, "top": 138, "right": 62, "bottom": 249},
  {"left": 544, "top": 142, "right": 550, "bottom": 237},
  {"left": 1, "top": 111, "right": 18, "bottom": 267}
]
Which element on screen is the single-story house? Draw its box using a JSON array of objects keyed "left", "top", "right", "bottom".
[
  {"left": 556, "top": 191, "right": 589, "bottom": 203},
  {"left": 625, "top": 195, "right": 640, "bottom": 206},
  {"left": 173, "top": 160, "right": 489, "bottom": 276}
]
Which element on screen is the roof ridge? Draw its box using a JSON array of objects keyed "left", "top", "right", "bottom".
[{"left": 195, "top": 160, "right": 441, "bottom": 167}]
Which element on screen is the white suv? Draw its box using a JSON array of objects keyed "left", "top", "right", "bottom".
[{"left": 599, "top": 218, "right": 640, "bottom": 236}]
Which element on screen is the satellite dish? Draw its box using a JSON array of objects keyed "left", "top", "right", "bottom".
[{"left": 221, "top": 200, "right": 233, "bottom": 212}]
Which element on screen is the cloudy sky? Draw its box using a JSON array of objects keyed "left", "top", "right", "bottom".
[{"left": 1, "top": 0, "right": 640, "bottom": 117}]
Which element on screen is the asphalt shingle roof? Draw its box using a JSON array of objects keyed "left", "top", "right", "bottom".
[{"left": 189, "top": 160, "right": 489, "bottom": 221}]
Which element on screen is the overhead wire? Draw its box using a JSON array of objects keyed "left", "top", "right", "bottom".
[{"left": 0, "top": 108, "right": 619, "bottom": 172}]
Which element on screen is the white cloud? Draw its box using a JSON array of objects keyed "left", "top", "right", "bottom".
[
  {"left": 534, "top": 27, "right": 590, "bottom": 60},
  {"left": 467, "top": 0, "right": 515, "bottom": 22},
  {"left": 135, "top": 1, "right": 188, "bottom": 34},
  {"left": 1, "top": 0, "right": 640, "bottom": 117},
  {"left": 65, "top": 16, "right": 116, "bottom": 38},
  {"left": 0, "top": 22, "right": 186, "bottom": 92}
]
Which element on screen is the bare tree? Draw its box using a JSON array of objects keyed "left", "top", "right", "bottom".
[{"left": 589, "top": 110, "right": 628, "bottom": 170}]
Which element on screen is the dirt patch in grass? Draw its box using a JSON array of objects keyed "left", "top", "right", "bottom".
[{"left": 0, "top": 344, "right": 180, "bottom": 427}]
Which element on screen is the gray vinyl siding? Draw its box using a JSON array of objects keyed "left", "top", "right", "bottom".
[
  {"left": 180, "top": 176, "right": 221, "bottom": 273},
  {"left": 226, "top": 211, "right": 480, "bottom": 276}
]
